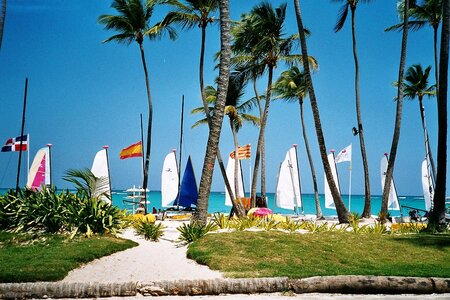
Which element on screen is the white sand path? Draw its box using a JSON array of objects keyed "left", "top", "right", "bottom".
[{"left": 60, "top": 220, "right": 224, "bottom": 283}]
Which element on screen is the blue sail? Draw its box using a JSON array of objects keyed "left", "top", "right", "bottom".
[{"left": 175, "top": 156, "right": 198, "bottom": 208}]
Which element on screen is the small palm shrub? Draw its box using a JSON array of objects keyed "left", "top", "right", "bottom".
[
  {"left": 391, "top": 222, "right": 426, "bottom": 234},
  {"left": 304, "top": 222, "right": 329, "bottom": 233},
  {"left": 177, "top": 221, "right": 218, "bottom": 243},
  {"left": 134, "top": 218, "right": 165, "bottom": 241},
  {"left": 278, "top": 217, "right": 305, "bottom": 233},
  {"left": 229, "top": 216, "right": 261, "bottom": 231},
  {"left": 367, "top": 222, "right": 389, "bottom": 234},
  {"left": 210, "top": 213, "right": 229, "bottom": 229},
  {"left": 258, "top": 218, "right": 279, "bottom": 231}
]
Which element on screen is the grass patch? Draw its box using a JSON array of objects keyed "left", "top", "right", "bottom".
[
  {"left": 188, "top": 231, "right": 450, "bottom": 278},
  {"left": 0, "top": 231, "right": 138, "bottom": 282}
]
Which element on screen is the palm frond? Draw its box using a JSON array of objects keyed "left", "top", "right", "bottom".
[
  {"left": 334, "top": 3, "right": 349, "bottom": 33},
  {"left": 191, "top": 118, "right": 209, "bottom": 129}
]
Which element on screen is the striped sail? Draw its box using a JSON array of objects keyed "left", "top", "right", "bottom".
[
  {"left": 91, "top": 149, "right": 111, "bottom": 204},
  {"left": 27, "top": 147, "right": 50, "bottom": 190},
  {"left": 380, "top": 155, "right": 400, "bottom": 210},
  {"left": 161, "top": 151, "right": 179, "bottom": 207},
  {"left": 324, "top": 152, "right": 340, "bottom": 209},
  {"left": 225, "top": 157, "right": 245, "bottom": 206},
  {"left": 276, "top": 146, "right": 302, "bottom": 213}
]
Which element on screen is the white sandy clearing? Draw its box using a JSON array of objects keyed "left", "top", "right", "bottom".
[{"left": 61, "top": 220, "right": 223, "bottom": 283}]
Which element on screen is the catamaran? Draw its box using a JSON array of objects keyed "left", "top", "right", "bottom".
[
  {"left": 275, "top": 145, "right": 303, "bottom": 215},
  {"left": 26, "top": 144, "right": 51, "bottom": 190}
]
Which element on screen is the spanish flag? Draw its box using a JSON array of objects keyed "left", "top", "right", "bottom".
[
  {"left": 119, "top": 141, "right": 143, "bottom": 160},
  {"left": 229, "top": 144, "right": 251, "bottom": 160}
]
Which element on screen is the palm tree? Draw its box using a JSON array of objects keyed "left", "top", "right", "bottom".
[
  {"left": 430, "top": 0, "right": 448, "bottom": 226},
  {"left": 403, "top": 64, "right": 437, "bottom": 180},
  {"left": 193, "top": 0, "right": 232, "bottom": 224},
  {"left": 0, "top": 0, "right": 6, "bottom": 49},
  {"left": 164, "top": 0, "right": 241, "bottom": 212},
  {"left": 386, "top": 0, "right": 442, "bottom": 95},
  {"left": 98, "top": 0, "right": 176, "bottom": 213},
  {"left": 332, "top": 0, "right": 372, "bottom": 218},
  {"left": 273, "top": 66, "right": 323, "bottom": 219},
  {"left": 381, "top": 0, "right": 410, "bottom": 215},
  {"left": 192, "top": 73, "right": 259, "bottom": 214},
  {"left": 293, "top": 0, "right": 349, "bottom": 223},
  {"left": 232, "top": 2, "right": 306, "bottom": 207}
]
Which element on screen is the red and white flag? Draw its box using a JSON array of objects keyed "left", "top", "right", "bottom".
[
  {"left": 1, "top": 134, "right": 28, "bottom": 152},
  {"left": 335, "top": 144, "right": 352, "bottom": 163},
  {"left": 229, "top": 144, "right": 251, "bottom": 160}
]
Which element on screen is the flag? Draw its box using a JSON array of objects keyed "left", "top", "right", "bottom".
[
  {"left": 229, "top": 144, "right": 251, "bottom": 160},
  {"left": 335, "top": 144, "right": 352, "bottom": 163},
  {"left": 119, "top": 141, "right": 143, "bottom": 160},
  {"left": 1, "top": 135, "right": 28, "bottom": 152}
]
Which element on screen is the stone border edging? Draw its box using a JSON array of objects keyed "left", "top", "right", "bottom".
[{"left": 0, "top": 276, "right": 449, "bottom": 299}]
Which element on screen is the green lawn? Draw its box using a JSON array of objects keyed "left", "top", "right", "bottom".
[
  {"left": 0, "top": 231, "right": 138, "bottom": 282},
  {"left": 188, "top": 231, "right": 450, "bottom": 278}
]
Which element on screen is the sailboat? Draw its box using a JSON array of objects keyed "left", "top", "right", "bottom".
[
  {"left": 324, "top": 151, "right": 340, "bottom": 209},
  {"left": 174, "top": 156, "right": 198, "bottom": 209},
  {"left": 26, "top": 144, "right": 51, "bottom": 190},
  {"left": 91, "top": 146, "right": 112, "bottom": 204},
  {"left": 380, "top": 154, "right": 400, "bottom": 211},
  {"left": 161, "top": 150, "right": 179, "bottom": 208},
  {"left": 275, "top": 145, "right": 303, "bottom": 215},
  {"left": 421, "top": 157, "right": 434, "bottom": 212},
  {"left": 224, "top": 156, "right": 245, "bottom": 207}
]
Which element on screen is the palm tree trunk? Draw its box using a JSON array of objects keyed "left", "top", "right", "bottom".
[
  {"left": 433, "top": 25, "right": 439, "bottom": 98},
  {"left": 430, "top": 0, "right": 448, "bottom": 226},
  {"left": 418, "top": 97, "right": 437, "bottom": 182},
  {"left": 0, "top": 0, "right": 5, "bottom": 49},
  {"left": 194, "top": 0, "right": 234, "bottom": 224},
  {"left": 381, "top": 0, "right": 409, "bottom": 215},
  {"left": 252, "top": 79, "right": 264, "bottom": 205},
  {"left": 198, "top": 23, "right": 244, "bottom": 217},
  {"left": 230, "top": 118, "right": 240, "bottom": 205},
  {"left": 351, "top": 8, "right": 371, "bottom": 218},
  {"left": 139, "top": 43, "right": 152, "bottom": 215},
  {"left": 293, "top": 0, "right": 349, "bottom": 223},
  {"left": 251, "top": 65, "right": 274, "bottom": 207},
  {"left": 299, "top": 97, "right": 322, "bottom": 219}
]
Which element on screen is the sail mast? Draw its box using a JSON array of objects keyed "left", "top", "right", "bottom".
[
  {"left": 139, "top": 113, "right": 147, "bottom": 214},
  {"left": 103, "top": 145, "right": 112, "bottom": 199},
  {"left": 47, "top": 144, "right": 52, "bottom": 187},
  {"left": 293, "top": 144, "right": 303, "bottom": 215},
  {"left": 16, "top": 78, "right": 28, "bottom": 193},
  {"left": 177, "top": 95, "right": 185, "bottom": 209}
]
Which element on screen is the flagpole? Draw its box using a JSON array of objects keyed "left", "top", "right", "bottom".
[
  {"left": 139, "top": 113, "right": 147, "bottom": 214},
  {"left": 27, "top": 134, "right": 30, "bottom": 184},
  {"left": 177, "top": 95, "right": 184, "bottom": 209},
  {"left": 16, "top": 78, "right": 28, "bottom": 193},
  {"left": 349, "top": 160, "right": 352, "bottom": 212},
  {"left": 103, "top": 145, "right": 112, "bottom": 202}
]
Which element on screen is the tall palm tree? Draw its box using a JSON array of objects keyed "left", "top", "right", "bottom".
[
  {"left": 381, "top": 0, "right": 410, "bottom": 215},
  {"left": 293, "top": 0, "right": 349, "bottom": 223},
  {"left": 98, "top": 0, "right": 176, "bottom": 213},
  {"left": 231, "top": 2, "right": 305, "bottom": 207},
  {"left": 386, "top": 0, "right": 442, "bottom": 96},
  {"left": 332, "top": 0, "right": 372, "bottom": 218},
  {"left": 164, "top": 0, "right": 241, "bottom": 211},
  {"left": 192, "top": 73, "right": 259, "bottom": 213},
  {"left": 273, "top": 66, "right": 323, "bottom": 219},
  {"left": 0, "top": 0, "right": 6, "bottom": 49},
  {"left": 403, "top": 64, "right": 437, "bottom": 180},
  {"left": 193, "top": 0, "right": 232, "bottom": 224},
  {"left": 430, "top": 0, "right": 448, "bottom": 226}
]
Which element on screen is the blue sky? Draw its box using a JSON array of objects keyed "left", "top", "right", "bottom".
[{"left": 0, "top": 0, "right": 448, "bottom": 197}]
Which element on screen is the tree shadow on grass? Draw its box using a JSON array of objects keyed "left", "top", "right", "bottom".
[{"left": 391, "top": 234, "right": 450, "bottom": 251}]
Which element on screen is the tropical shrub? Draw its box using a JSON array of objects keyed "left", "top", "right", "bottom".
[
  {"left": 177, "top": 221, "right": 218, "bottom": 243},
  {"left": 278, "top": 217, "right": 305, "bottom": 233},
  {"left": 229, "top": 216, "right": 261, "bottom": 231},
  {"left": 258, "top": 218, "right": 279, "bottom": 231},
  {"left": 210, "top": 213, "right": 229, "bottom": 229},
  {"left": 134, "top": 219, "right": 165, "bottom": 241},
  {"left": 304, "top": 222, "right": 329, "bottom": 233}
]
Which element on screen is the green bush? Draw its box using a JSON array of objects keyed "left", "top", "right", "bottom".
[
  {"left": 177, "top": 221, "right": 218, "bottom": 243},
  {"left": 134, "top": 219, "right": 165, "bottom": 241}
]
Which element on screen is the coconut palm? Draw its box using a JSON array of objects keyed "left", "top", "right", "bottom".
[
  {"left": 430, "top": 0, "right": 448, "bottom": 226},
  {"left": 193, "top": 0, "right": 232, "bottom": 224},
  {"left": 403, "top": 64, "right": 437, "bottom": 180},
  {"left": 332, "top": 0, "right": 372, "bottom": 218},
  {"left": 232, "top": 2, "right": 310, "bottom": 207},
  {"left": 381, "top": 0, "right": 410, "bottom": 215},
  {"left": 164, "top": 0, "right": 242, "bottom": 212},
  {"left": 293, "top": 0, "right": 349, "bottom": 223},
  {"left": 193, "top": 73, "right": 259, "bottom": 213},
  {"left": 0, "top": 0, "right": 6, "bottom": 49},
  {"left": 386, "top": 0, "right": 442, "bottom": 94},
  {"left": 273, "top": 66, "right": 323, "bottom": 219},
  {"left": 98, "top": 0, "right": 177, "bottom": 213}
]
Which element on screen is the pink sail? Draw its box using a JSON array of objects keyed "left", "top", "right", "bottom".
[{"left": 27, "top": 147, "right": 50, "bottom": 190}]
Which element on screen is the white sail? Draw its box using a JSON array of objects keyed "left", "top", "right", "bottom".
[
  {"left": 380, "top": 155, "right": 400, "bottom": 210},
  {"left": 225, "top": 156, "right": 245, "bottom": 206},
  {"left": 27, "top": 147, "right": 50, "bottom": 190},
  {"left": 276, "top": 146, "right": 302, "bottom": 211},
  {"left": 91, "top": 149, "right": 111, "bottom": 204},
  {"left": 324, "top": 153, "right": 340, "bottom": 209},
  {"left": 161, "top": 151, "right": 179, "bottom": 207},
  {"left": 421, "top": 158, "right": 433, "bottom": 211}
]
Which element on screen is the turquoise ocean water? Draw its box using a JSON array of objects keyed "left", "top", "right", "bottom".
[{"left": 0, "top": 188, "right": 426, "bottom": 217}]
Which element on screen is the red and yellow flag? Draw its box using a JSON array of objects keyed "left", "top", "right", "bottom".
[
  {"left": 119, "top": 141, "right": 143, "bottom": 160},
  {"left": 229, "top": 144, "right": 251, "bottom": 160}
]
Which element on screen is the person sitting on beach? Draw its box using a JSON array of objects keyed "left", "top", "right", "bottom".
[{"left": 408, "top": 209, "right": 420, "bottom": 222}]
